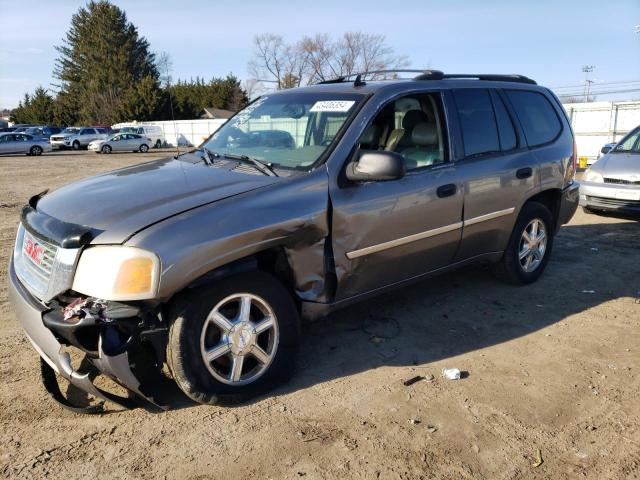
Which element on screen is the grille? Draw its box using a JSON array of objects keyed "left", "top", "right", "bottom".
[
  {"left": 232, "top": 163, "right": 262, "bottom": 175},
  {"left": 22, "top": 229, "right": 57, "bottom": 282},
  {"left": 604, "top": 177, "right": 640, "bottom": 185},
  {"left": 50, "top": 136, "right": 64, "bottom": 141},
  {"left": 586, "top": 195, "right": 640, "bottom": 210}
]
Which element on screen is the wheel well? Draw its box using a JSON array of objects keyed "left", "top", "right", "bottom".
[
  {"left": 526, "top": 189, "right": 561, "bottom": 230},
  {"left": 183, "top": 248, "right": 297, "bottom": 304}
]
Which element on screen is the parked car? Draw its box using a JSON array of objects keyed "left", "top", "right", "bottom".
[
  {"left": 8, "top": 70, "right": 579, "bottom": 412},
  {"left": 88, "top": 133, "right": 152, "bottom": 153},
  {"left": 0, "top": 132, "right": 52, "bottom": 155},
  {"left": 24, "top": 126, "right": 63, "bottom": 140},
  {"left": 580, "top": 125, "right": 640, "bottom": 214},
  {"left": 11, "top": 124, "right": 36, "bottom": 133},
  {"left": 118, "top": 124, "right": 163, "bottom": 148},
  {"left": 49, "top": 126, "right": 109, "bottom": 150}
]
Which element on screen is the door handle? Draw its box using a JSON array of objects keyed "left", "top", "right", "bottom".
[
  {"left": 516, "top": 167, "right": 533, "bottom": 179},
  {"left": 437, "top": 183, "right": 457, "bottom": 198}
]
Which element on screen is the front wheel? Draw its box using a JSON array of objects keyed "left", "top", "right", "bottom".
[
  {"left": 493, "top": 201, "right": 554, "bottom": 285},
  {"left": 167, "top": 271, "right": 300, "bottom": 405},
  {"left": 72, "top": 140, "right": 81, "bottom": 150},
  {"left": 101, "top": 145, "right": 111, "bottom": 154},
  {"left": 155, "top": 139, "right": 162, "bottom": 148},
  {"left": 139, "top": 144, "right": 149, "bottom": 153}
]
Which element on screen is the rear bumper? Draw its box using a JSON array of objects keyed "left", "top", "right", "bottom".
[
  {"left": 8, "top": 255, "right": 164, "bottom": 409},
  {"left": 557, "top": 181, "right": 580, "bottom": 229},
  {"left": 579, "top": 182, "right": 640, "bottom": 214}
]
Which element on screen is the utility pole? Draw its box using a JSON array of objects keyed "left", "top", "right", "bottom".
[{"left": 582, "top": 65, "right": 595, "bottom": 102}]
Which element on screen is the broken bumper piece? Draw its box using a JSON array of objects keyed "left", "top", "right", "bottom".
[{"left": 8, "top": 257, "right": 167, "bottom": 412}]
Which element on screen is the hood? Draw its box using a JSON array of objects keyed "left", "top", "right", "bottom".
[
  {"left": 36, "top": 153, "right": 281, "bottom": 244},
  {"left": 594, "top": 152, "right": 640, "bottom": 180}
]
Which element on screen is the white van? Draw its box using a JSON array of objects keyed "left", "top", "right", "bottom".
[{"left": 117, "top": 124, "right": 164, "bottom": 148}]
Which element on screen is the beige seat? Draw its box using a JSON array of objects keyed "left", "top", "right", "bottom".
[{"left": 384, "top": 110, "right": 429, "bottom": 152}]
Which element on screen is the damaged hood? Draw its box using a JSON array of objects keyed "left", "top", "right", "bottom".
[{"left": 36, "top": 153, "right": 282, "bottom": 244}]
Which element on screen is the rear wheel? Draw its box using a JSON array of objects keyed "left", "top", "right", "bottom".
[
  {"left": 167, "top": 271, "right": 300, "bottom": 405},
  {"left": 29, "top": 145, "right": 43, "bottom": 156},
  {"left": 101, "top": 145, "right": 111, "bottom": 154},
  {"left": 139, "top": 144, "right": 149, "bottom": 153},
  {"left": 494, "top": 201, "right": 554, "bottom": 285}
]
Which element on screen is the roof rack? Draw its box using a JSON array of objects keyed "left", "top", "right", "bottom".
[{"left": 316, "top": 69, "right": 537, "bottom": 86}]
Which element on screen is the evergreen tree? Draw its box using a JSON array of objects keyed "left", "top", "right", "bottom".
[
  {"left": 10, "top": 87, "right": 56, "bottom": 124},
  {"left": 53, "top": 0, "right": 160, "bottom": 124}
]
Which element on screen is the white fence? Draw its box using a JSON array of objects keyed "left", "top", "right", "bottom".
[
  {"left": 563, "top": 101, "right": 640, "bottom": 161},
  {"left": 115, "top": 99, "right": 640, "bottom": 160},
  {"left": 113, "top": 119, "right": 227, "bottom": 147}
]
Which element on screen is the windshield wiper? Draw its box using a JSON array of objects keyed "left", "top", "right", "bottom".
[
  {"left": 221, "top": 152, "right": 278, "bottom": 177},
  {"left": 201, "top": 146, "right": 217, "bottom": 165}
]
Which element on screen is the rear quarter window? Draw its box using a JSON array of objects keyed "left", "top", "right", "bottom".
[{"left": 505, "top": 90, "right": 561, "bottom": 147}]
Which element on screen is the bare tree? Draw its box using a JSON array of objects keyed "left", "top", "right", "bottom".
[
  {"left": 249, "top": 32, "right": 410, "bottom": 90},
  {"left": 248, "top": 34, "right": 309, "bottom": 90},
  {"left": 156, "top": 51, "right": 173, "bottom": 88}
]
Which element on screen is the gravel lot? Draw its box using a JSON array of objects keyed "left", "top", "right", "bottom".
[{"left": 1, "top": 150, "right": 639, "bottom": 479}]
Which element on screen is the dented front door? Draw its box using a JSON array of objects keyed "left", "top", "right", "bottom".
[{"left": 330, "top": 165, "right": 464, "bottom": 300}]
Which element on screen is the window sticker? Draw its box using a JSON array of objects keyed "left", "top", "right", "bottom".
[{"left": 309, "top": 100, "right": 355, "bottom": 113}]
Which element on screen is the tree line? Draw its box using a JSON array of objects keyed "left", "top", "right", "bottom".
[{"left": 11, "top": 1, "right": 247, "bottom": 126}]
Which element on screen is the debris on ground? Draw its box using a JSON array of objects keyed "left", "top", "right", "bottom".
[
  {"left": 442, "top": 368, "right": 461, "bottom": 380},
  {"left": 425, "top": 374, "right": 435, "bottom": 382},
  {"left": 582, "top": 290, "right": 596, "bottom": 294},
  {"left": 531, "top": 448, "right": 544, "bottom": 468},
  {"left": 426, "top": 425, "right": 438, "bottom": 433},
  {"left": 408, "top": 418, "right": 421, "bottom": 425},
  {"left": 370, "top": 336, "right": 385, "bottom": 344},
  {"left": 403, "top": 376, "right": 423, "bottom": 386}
]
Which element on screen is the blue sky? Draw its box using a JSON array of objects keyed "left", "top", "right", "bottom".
[{"left": 0, "top": 0, "right": 638, "bottom": 108}]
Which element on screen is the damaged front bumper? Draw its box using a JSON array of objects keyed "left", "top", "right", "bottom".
[{"left": 8, "top": 256, "right": 167, "bottom": 411}]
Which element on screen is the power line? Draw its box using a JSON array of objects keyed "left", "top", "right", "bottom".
[
  {"left": 550, "top": 79, "right": 640, "bottom": 89},
  {"left": 556, "top": 87, "right": 640, "bottom": 97}
]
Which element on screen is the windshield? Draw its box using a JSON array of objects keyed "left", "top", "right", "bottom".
[
  {"left": 62, "top": 128, "right": 79, "bottom": 134},
  {"left": 613, "top": 128, "right": 640, "bottom": 154},
  {"left": 25, "top": 128, "right": 42, "bottom": 135},
  {"left": 202, "top": 92, "right": 365, "bottom": 169}
]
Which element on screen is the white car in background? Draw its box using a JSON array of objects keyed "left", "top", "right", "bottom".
[
  {"left": 118, "top": 124, "right": 163, "bottom": 148},
  {"left": 0, "top": 132, "right": 52, "bottom": 156},
  {"left": 88, "top": 133, "right": 152, "bottom": 153}
]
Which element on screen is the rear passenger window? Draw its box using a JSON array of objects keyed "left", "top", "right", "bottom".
[
  {"left": 453, "top": 89, "right": 500, "bottom": 157},
  {"left": 492, "top": 93, "right": 517, "bottom": 151},
  {"left": 505, "top": 90, "right": 561, "bottom": 147}
]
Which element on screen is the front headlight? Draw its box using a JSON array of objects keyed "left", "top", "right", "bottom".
[
  {"left": 584, "top": 169, "right": 603, "bottom": 183},
  {"left": 72, "top": 246, "right": 160, "bottom": 300}
]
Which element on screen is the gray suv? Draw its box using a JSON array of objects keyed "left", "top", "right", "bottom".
[{"left": 8, "top": 71, "right": 579, "bottom": 412}]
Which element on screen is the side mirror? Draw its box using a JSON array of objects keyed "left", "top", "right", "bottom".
[
  {"left": 346, "top": 149, "right": 406, "bottom": 182},
  {"left": 601, "top": 145, "right": 612, "bottom": 154}
]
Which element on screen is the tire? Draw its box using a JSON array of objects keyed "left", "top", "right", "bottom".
[
  {"left": 155, "top": 139, "right": 161, "bottom": 148},
  {"left": 167, "top": 271, "right": 300, "bottom": 405},
  {"left": 582, "top": 206, "right": 594, "bottom": 215},
  {"left": 72, "top": 140, "right": 81, "bottom": 150},
  {"left": 101, "top": 145, "right": 111, "bottom": 154},
  {"left": 139, "top": 144, "right": 149, "bottom": 153},
  {"left": 29, "top": 145, "right": 42, "bottom": 156},
  {"left": 493, "top": 201, "right": 554, "bottom": 285}
]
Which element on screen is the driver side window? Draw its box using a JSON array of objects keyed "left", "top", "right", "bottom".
[{"left": 357, "top": 93, "right": 448, "bottom": 171}]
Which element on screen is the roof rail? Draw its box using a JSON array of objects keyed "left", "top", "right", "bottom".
[
  {"left": 316, "top": 69, "right": 537, "bottom": 86},
  {"left": 415, "top": 72, "right": 537, "bottom": 85}
]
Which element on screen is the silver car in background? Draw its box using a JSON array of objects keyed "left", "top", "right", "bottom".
[
  {"left": 0, "top": 132, "right": 52, "bottom": 156},
  {"left": 580, "top": 125, "right": 640, "bottom": 215},
  {"left": 88, "top": 133, "right": 152, "bottom": 153}
]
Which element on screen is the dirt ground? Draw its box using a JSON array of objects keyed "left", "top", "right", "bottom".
[{"left": 0, "top": 150, "right": 638, "bottom": 480}]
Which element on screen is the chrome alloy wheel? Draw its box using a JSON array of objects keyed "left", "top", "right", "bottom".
[
  {"left": 200, "top": 293, "right": 279, "bottom": 385},
  {"left": 518, "top": 218, "right": 547, "bottom": 273}
]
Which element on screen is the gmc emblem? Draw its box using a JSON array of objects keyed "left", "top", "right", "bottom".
[{"left": 24, "top": 239, "right": 44, "bottom": 265}]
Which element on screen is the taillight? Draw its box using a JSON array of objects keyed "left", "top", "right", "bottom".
[{"left": 566, "top": 139, "right": 577, "bottom": 184}]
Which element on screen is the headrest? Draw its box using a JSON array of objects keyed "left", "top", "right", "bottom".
[
  {"left": 411, "top": 122, "right": 438, "bottom": 146},
  {"left": 402, "top": 110, "right": 429, "bottom": 129},
  {"left": 360, "top": 124, "right": 380, "bottom": 145}
]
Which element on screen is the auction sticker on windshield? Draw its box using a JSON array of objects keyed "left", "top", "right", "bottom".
[{"left": 310, "top": 100, "right": 355, "bottom": 112}]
